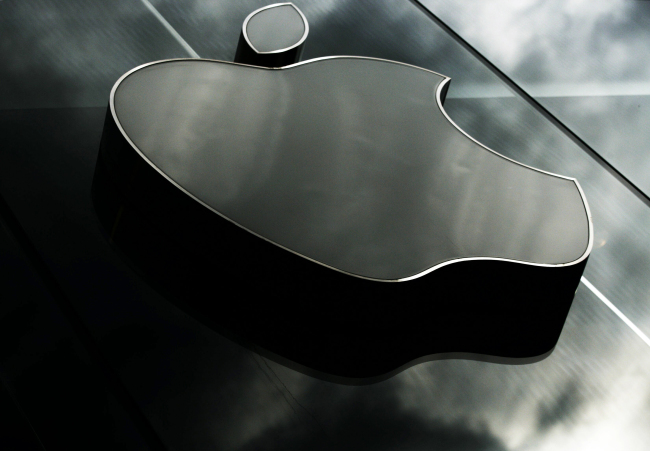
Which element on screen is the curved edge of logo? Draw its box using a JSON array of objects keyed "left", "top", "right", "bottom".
[{"left": 107, "top": 56, "right": 594, "bottom": 283}]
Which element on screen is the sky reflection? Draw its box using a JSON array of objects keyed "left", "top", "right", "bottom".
[
  {"left": 239, "top": 287, "right": 650, "bottom": 451},
  {"left": 421, "top": 0, "right": 650, "bottom": 196},
  {"left": 2, "top": 0, "right": 650, "bottom": 450}
]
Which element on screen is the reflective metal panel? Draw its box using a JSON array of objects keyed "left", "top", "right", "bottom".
[{"left": 112, "top": 58, "right": 589, "bottom": 279}]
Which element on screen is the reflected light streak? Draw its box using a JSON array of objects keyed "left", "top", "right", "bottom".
[
  {"left": 525, "top": 82, "right": 650, "bottom": 98},
  {"left": 582, "top": 277, "right": 650, "bottom": 348},
  {"left": 448, "top": 82, "right": 650, "bottom": 99},
  {"left": 140, "top": 0, "right": 200, "bottom": 58}
]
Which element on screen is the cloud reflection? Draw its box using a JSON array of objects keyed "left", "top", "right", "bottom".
[
  {"left": 5, "top": 0, "right": 650, "bottom": 450},
  {"left": 421, "top": 0, "right": 650, "bottom": 196},
  {"left": 422, "top": 0, "right": 650, "bottom": 85},
  {"left": 102, "top": 1, "right": 650, "bottom": 450}
]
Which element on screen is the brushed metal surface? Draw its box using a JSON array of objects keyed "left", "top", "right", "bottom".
[
  {"left": 245, "top": 3, "right": 306, "bottom": 53},
  {"left": 112, "top": 58, "right": 590, "bottom": 280}
]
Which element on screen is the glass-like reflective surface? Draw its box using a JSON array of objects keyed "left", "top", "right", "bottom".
[
  {"left": 421, "top": 0, "right": 650, "bottom": 198},
  {"left": 0, "top": 0, "right": 192, "bottom": 109},
  {"left": 1, "top": 0, "right": 650, "bottom": 449}
]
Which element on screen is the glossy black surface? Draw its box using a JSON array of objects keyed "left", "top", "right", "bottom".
[
  {"left": 0, "top": 186, "right": 152, "bottom": 449},
  {"left": 112, "top": 58, "right": 590, "bottom": 279},
  {"left": 2, "top": 0, "right": 650, "bottom": 449},
  {"left": 97, "top": 52, "right": 593, "bottom": 376},
  {"left": 93, "top": 129, "right": 587, "bottom": 378}
]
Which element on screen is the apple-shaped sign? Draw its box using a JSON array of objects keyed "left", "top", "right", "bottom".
[{"left": 92, "top": 3, "right": 592, "bottom": 381}]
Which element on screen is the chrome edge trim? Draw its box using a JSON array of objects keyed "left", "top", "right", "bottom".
[
  {"left": 108, "top": 56, "right": 594, "bottom": 283},
  {"left": 242, "top": 2, "right": 309, "bottom": 55}
]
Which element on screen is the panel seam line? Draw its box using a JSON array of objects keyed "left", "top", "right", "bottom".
[
  {"left": 409, "top": 0, "right": 650, "bottom": 209},
  {"left": 139, "top": 0, "right": 200, "bottom": 58},
  {"left": 581, "top": 277, "right": 650, "bottom": 348}
]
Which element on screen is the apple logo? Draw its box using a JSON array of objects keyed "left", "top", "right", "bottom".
[{"left": 92, "top": 3, "right": 592, "bottom": 382}]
